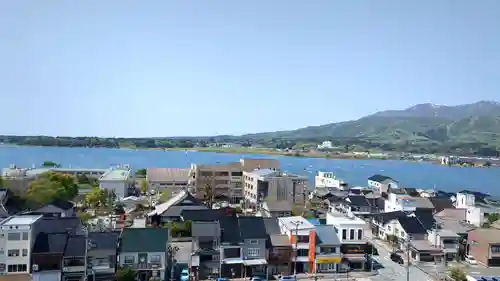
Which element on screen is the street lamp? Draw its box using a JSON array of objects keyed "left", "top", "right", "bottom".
[
  {"left": 290, "top": 220, "right": 303, "bottom": 279},
  {"left": 168, "top": 245, "right": 180, "bottom": 281}
]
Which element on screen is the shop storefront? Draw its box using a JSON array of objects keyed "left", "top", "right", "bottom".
[{"left": 315, "top": 257, "right": 342, "bottom": 273}]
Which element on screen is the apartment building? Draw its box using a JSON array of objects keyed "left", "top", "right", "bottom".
[
  {"left": 190, "top": 158, "right": 280, "bottom": 202},
  {"left": 314, "top": 225, "right": 342, "bottom": 273},
  {"left": 0, "top": 215, "right": 43, "bottom": 276},
  {"left": 367, "top": 174, "right": 398, "bottom": 193},
  {"left": 326, "top": 212, "right": 367, "bottom": 271},
  {"left": 278, "top": 216, "right": 316, "bottom": 273},
  {"left": 147, "top": 168, "right": 190, "bottom": 194},
  {"left": 468, "top": 228, "right": 500, "bottom": 267},
  {"left": 243, "top": 169, "right": 307, "bottom": 205},
  {"left": 99, "top": 165, "right": 133, "bottom": 198}
]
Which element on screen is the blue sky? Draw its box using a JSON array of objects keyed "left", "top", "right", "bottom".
[{"left": 1, "top": 1, "right": 499, "bottom": 137}]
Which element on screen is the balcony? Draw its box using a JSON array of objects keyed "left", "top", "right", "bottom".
[
  {"left": 230, "top": 176, "right": 242, "bottom": 182},
  {"left": 442, "top": 243, "right": 459, "bottom": 253},
  {"left": 123, "top": 262, "right": 164, "bottom": 270}
]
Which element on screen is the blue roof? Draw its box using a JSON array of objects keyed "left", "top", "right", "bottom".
[
  {"left": 315, "top": 225, "right": 341, "bottom": 245},
  {"left": 307, "top": 218, "right": 321, "bottom": 226}
]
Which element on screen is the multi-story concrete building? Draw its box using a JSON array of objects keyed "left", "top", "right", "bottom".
[
  {"left": 243, "top": 169, "right": 307, "bottom": 205},
  {"left": 0, "top": 215, "right": 43, "bottom": 277},
  {"left": 367, "top": 174, "right": 398, "bottom": 193},
  {"left": 468, "top": 228, "right": 500, "bottom": 267},
  {"left": 189, "top": 158, "right": 280, "bottom": 202},
  {"left": 99, "top": 165, "right": 133, "bottom": 198},
  {"left": 278, "top": 216, "right": 316, "bottom": 273},
  {"left": 147, "top": 168, "right": 190, "bottom": 194}
]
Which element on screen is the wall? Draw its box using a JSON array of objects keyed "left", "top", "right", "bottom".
[
  {"left": 100, "top": 181, "right": 129, "bottom": 198},
  {"left": 242, "top": 239, "right": 266, "bottom": 260},
  {"left": 466, "top": 207, "right": 484, "bottom": 226},
  {"left": 119, "top": 251, "right": 166, "bottom": 269}
]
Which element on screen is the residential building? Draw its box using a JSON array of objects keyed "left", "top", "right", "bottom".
[
  {"left": 339, "top": 196, "right": 372, "bottom": 217},
  {"left": 325, "top": 212, "right": 367, "bottom": 270},
  {"left": 219, "top": 216, "right": 244, "bottom": 277},
  {"left": 278, "top": 216, "right": 316, "bottom": 273},
  {"left": 0, "top": 215, "right": 43, "bottom": 277},
  {"left": 384, "top": 189, "right": 418, "bottom": 212},
  {"left": 371, "top": 211, "right": 406, "bottom": 239},
  {"left": 87, "top": 232, "right": 119, "bottom": 281},
  {"left": 427, "top": 229, "right": 459, "bottom": 261},
  {"left": 62, "top": 235, "right": 86, "bottom": 281},
  {"left": 243, "top": 169, "right": 307, "bottom": 205},
  {"left": 317, "top": 141, "right": 333, "bottom": 150},
  {"left": 468, "top": 228, "right": 500, "bottom": 267},
  {"left": 148, "top": 190, "right": 208, "bottom": 223},
  {"left": 259, "top": 201, "right": 293, "bottom": 218},
  {"left": 239, "top": 217, "right": 268, "bottom": 276},
  {"left": 190, "top": 219, "right": 221, "bottom": 279},
  {"left": 315, "top": 172, "right": 347, "bottom": 190},
  {"left": 314, "top": 225, "right": 342, "bottom": 273},
  {"left": 263, "top": 218, "right": 292, "bottom": 275},
  {"left": 119, "top": 228, "right": 170, "bottom": 281},
  {"left": 189, "top": 158, "right": 280, "bottom": 202},
  {"left": 32, "top": 199, "right": 75, "bottom": 217},
  {"left": 99, "top": 165, "right": 133, "bottom": 198},
  {"left": 31, "top": 232, "right": 68, "bottom": 281},
  {"left": 367, "top": 175, "right": 398, "bottom": 193},
  {"left": 147, "top": 168, "right": 190, "bottom": 194}
]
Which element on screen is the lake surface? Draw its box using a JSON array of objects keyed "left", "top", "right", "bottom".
[{"left": 1, "top": 146, "right": 499, "bottom": 195}]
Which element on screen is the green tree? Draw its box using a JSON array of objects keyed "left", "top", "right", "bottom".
[
  {"left": 201, "top": 183, "right": 215, "bottom": 209},
  {"left": 140, "top": 179, "right": 149, "bottom": 194},
  {"left": 487, "top": 213, "right": 500, "bottom": 224},
  {"left": 26, "top": 172, "right": 78, "bottom": 206},
  {"left": 77, "top": 211, "right": 93, "bottom": 224},
  {"left": 136, "top": 168, "right": 147, "bottom": 177},
  {"left": 85, "top": 187, "right": 107, "bottom": 208},
  {"left": 449, "top": 267, "right": 467, "bottom": 281},
  {"left": 116, "top": 267, "right": 137, "bottom": 281},
  {"left": 76, "top": 174, "right": 90, "bottom": 184},
  {"left": 42, "top": 161, "right": 61, "bottom": 168},
  {"left": 0, "top": 175, "right": 3, "bottom": 188}
]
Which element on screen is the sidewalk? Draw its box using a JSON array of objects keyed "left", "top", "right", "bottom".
[{"left": 201, "top": 271, "right": 378, "bottom": 281}]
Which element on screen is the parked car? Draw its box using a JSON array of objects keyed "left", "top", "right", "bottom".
[
  {"left": 279, "top": 276, "right": 296, "bottom": 281},
  {"left": 465, "top": 255, "right": 477, "bottom": 265},
  {"left": 251, "top": 274, "right": 267, "bottom": 281},
  {"left": 180, "top": 269, "right": 190, "bottom": 281},
  {"left": 390, "top": 253, "right": 404, "bottom": 264}
]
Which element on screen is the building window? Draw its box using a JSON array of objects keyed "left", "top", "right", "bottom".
[
  {"left": 22, "top": 232, "right": 29, "bottom": 240},
  {"left": 7, "top": 264, "right": 27, "bottom": 272},
  {"left": 491, "top": 246, "right": 500, "bottom": 253},
  {"left": 357, "top": 229, "right": 362, "bottom": 240},
  {"left": 150, "top": 255, "right": 161, "bottom": 263},
  {"left": 212, "top": 255, "right": 220, "bottom": 261},
  {"left": 8, "top": 250, "right": 20, "bottom": 257},
  {"left": 342, "top": 229, "right": 347, "bottom": 240},
  {"left": 7, "top": 233, "right": 21, "bottom": 241},
  {"left": 297, "top": 249, "right": 309, "bottom": 257},
  {"left": 124, "top": 256, "right": 135, "bottom": 264},
  {"left": 247, "top": 248, "right": 260, "bottom": 257},
  {"left": 201, "top": 171, "right": 213, "bottom": 177},
  {"left": 22, "top": 249, "right": 28, "bottom": 257},
  {"left": 297, "top": 236, "right": 309, "bottom": 243},
  {"left": 349, "top": 229, "right": 355, "bottom": 240},
  {"left": 248, "top": 239, "right": 258, "bottom": 244},
  {"left": 231, "top": 172, "right": 242, "bottom": 176}
]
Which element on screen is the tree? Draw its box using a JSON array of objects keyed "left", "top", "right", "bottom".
[
  {"left": 42, "top": 161, "right": 61, "bottom": 168},
  {"left": 136, "top": 168, "right": 147, "bottom": 177},
  {"left": 76, "top": 174, "right": 90, "bottom": 184},
  {"left": 201, "top": 183, "right": 215, "bottom": 209},
  {"left": 0, "top": 175, "right": 3, "bottom": 188},
  {"left": 487, "top": 213, "right": 500, "bottom": 224},
  {"left": 449, "top": 267, "right": 467, "bottom": 281},
  {"left": 116, "top": 267, "right": 137, "bottom": 281},
  {"left": 26, "top": 172, "right": 78, "bottom": 206},
  {"left": 77, "top": 211, "right": 93, "bottom": 224},
  {"left": 85, "top": 187, "right": 107, "bottom": 208},
  {"left": 140, "top": 179, "right": 149, "bottom": 194}
]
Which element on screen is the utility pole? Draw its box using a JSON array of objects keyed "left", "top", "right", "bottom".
[
  {"left": 406, "top": 235, "right": 411, "bottom": 281},
  {"left": 290, "top": 220, "right": 303, "bottom": 278}
]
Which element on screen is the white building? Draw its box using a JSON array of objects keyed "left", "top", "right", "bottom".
[
  {"left": 384, "top": 191, "right": 417, "bottom": 212},
  {"left": 0, "top": 215, "right": 43, "bottom": 276},
  {"left": 314, "top": 172, "right": 347, "bottom": 190},
  {"left": 454, "top": 192, "right": 488, "bottom": 227},
  {"left": 99, "top": 165, "right": 133, "bottom": 198},
  {"left": 278, "top": 216, "right": 316, "bottom": 273},
  {"left": 317, "top": 141, "right": 333, "bottom": 150},
  {"left": 326, "top": 212, "right": 366, "bottom": 243},
  {"left": 367, "top": 175, "right": 398, "bottom": 193}
]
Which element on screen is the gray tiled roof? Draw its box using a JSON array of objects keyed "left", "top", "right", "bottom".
[
  {"left": 120, "top": 228, "right": 169, "bottom": 252},
  {"left": 264, "top": 200, "right": 292, "bottom": 212},
  {"left": 315, "top": 225, "right": 341, "bottom": 245}
]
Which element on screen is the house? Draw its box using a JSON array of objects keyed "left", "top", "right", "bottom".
[
  {"left": 219, "top": 216, "right": 244, "bottom": 277},
  {"left": 146, "top": 168, "right": 190, "bottom": 194},
  {"left": 62, "top": 235, "right": 86, "bottom": 281},
  {"left": 428, "top": 197, "right": 454, "bottom": 213},
  {"left": 263, "top": 218, "right": 292, "bottom": 275},
  {"left": 314, "top": 225, "right": 342, "bottom": 273},
  {"left": 468, "top": 228, "right": 500, "bottom": 267},
  {"left": 427, "top": 229, "right": 459, "bottom": 261},
  {"left": 119, "top": 228, "right": 170, "bottom": 281},
  {"left": 190, "top": 219, "right": 221, "bottom": 279},
  {"left": 148, "top": 190, "right": 208, "bottom": 223},
  {"left": 260, "top": 201, "right": 293, "bottom": 218},
  {"left": 99, "top": 165, "right": 133, "bottom": 199},
  {"left": 367, "top": 175, "right": 398, "bottom": 193},
  {"left": 384, "top": 190, "right": 418, "bottom": 212},
  {"left": 325, "top": 212, "right": 367, "bottom": 271},
  {"left": 31, "top": 232, "right": 68, "bottom": 281},
  {"left": 243, "top": 169, "right": 307, "bottom": 205},
  {"left": 239, "top": 217, "right": 268, "bottom": 277},
  {"left": 371, "top": 211, "right": 406, "bottom": 239},
  {"left": 170, "top": 238, "right": 194, "bottom": 279},
  {"left": 340, "top": 196, "right": 372, "bottom": 216},
  {"left": 392, "top": 216, "right": 428, "bottom": 242},
  {"left": 0, "top": 215, "right": 43, "bottom": 277},
  {"left": 87, "top": 232, "right": 119, "bottom": 281},
  {"left": 278, "top": 216, "right": 316, "bottom": 273},
  {"left": 33, "top": 199, "right": 75, "bottom": 217}
]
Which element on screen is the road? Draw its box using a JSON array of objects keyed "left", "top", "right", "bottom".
[{"left": 369, "top": 239, "right": 432, "bottom": 281}]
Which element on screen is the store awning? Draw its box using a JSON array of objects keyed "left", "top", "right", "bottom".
[
  {"left": 223, "top": 258, "right": 244, "bottom": 264},
  {"left": 344, "top": 255, "right": 367, "bottom": 262},
  {"left": 243, "top": 259, "right": 268, "bottom": 266}
]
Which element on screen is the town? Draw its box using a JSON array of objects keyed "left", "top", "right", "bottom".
[{"left": 0, "top": 159, "right": 499, "bottom": 281}]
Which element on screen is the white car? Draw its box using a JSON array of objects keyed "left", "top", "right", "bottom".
[{"left": 465, "top": 255, "right": 477, "bottom": 265}]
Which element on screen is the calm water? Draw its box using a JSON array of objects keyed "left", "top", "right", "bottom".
[{"left": 1, "top": 146, "right": 499, "bottom": 195}]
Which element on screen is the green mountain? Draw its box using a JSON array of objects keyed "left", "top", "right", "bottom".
[{"left": 243, "top": 101, "right": 500, "bottom": 155}]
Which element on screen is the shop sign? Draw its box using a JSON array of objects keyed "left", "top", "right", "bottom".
[{"left": 316, "top": 257, "right": 342, "bottom": 264}]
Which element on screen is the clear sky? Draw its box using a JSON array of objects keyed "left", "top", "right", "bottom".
[{"left": 1, "top": 1, "right": 499, "bottom": 137}]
